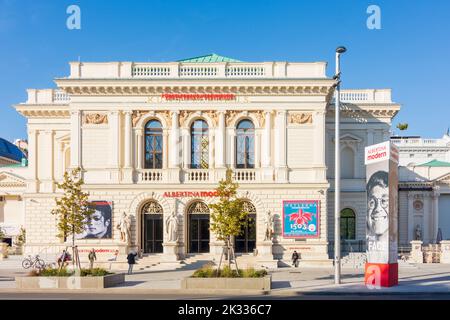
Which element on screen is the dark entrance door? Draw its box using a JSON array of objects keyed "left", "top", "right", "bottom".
[
  {"left": 189, "top": 214, "right": 210, "bottom": 253},
  {"left": 235, "top": 214, "right": 256, "bottom": 253},
  {"left": 143, "top": 214, "right": 163, "bottom": 253}
]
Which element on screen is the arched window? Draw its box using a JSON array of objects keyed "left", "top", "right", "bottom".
[
  {"left": 188, "top": 201, "right": 210, "bottom": 253},
  {"left": 340, "top": 208, "right": 356, "bottom": 240},
  {"left": 191, "top": 120, "right": 209, "bottom": 169},
  {"left": 341, "top": 147, "right": 355, "bottom": 179},
  {"left": 236, "top": 120, "right": 255, "bottom": 169},
  {"left": 144, "top": 120, "right": 163, "bottom": 169}
]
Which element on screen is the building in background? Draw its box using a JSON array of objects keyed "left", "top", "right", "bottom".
[
  {"left": 13, "top": 139, "right": 28, "bottom": 158},
  {"left": 0, "top": 138, "right": 26, "bottom": 247},
  {"left": 394, "top": 133, "right": 450, "bottom": 246},
  {"left": 0, "top": 54, "right": 400, "bottom": 264}
]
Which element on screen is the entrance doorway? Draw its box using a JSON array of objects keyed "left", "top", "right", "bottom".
[
  {"left": 141, "top": 201, "right": 163, "bottom": 254},
  {"left": 187, "top": 201, "right": 210, "bottom": 253},
  {"left": 235, "top": 201, "right": 257, "bottom": 253}
]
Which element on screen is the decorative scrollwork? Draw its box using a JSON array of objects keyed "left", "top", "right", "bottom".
[
  {"left": 289, "top": 112, "right": 313, "bottom": 125},
  {"left": 83, "top": 113, "right": 108, "bottom": 125},
  {"left": 142, "top": 201, "right": 163, "bottom": 214}
]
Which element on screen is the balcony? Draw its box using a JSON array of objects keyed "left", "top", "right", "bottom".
[
  {"left": 183, "top": 169, "right": 211, "bottom": 183},
  {"left": 334, "top": 89, "right": 393, "bottom": 104},
  {"left": 232, "top": 169, "right": 259, "bottom": 182},
  {"left": 137, "top": 169, "right": 166, "bottom": 183},
  {"left": 26, "top": 89, "right": 70, "bottom": 104}
]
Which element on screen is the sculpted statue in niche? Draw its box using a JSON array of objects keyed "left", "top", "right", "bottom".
[{"left": 165, "top": 211, "right": 179, "bottom": 242}]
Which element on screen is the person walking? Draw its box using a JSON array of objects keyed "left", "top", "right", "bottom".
[
  {"left": 88, "top": 248, "right": 97, "bottom": 269},
  {"left": 291, "top": 250, "right": 299, "bottom": 268},
  {"left": 127, "top": 250, "right": 138, "bottom": 275}
]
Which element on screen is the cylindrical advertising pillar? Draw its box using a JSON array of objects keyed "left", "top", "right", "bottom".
[{"left": 364, "top": 141, "right": 399, "bottom": 287}]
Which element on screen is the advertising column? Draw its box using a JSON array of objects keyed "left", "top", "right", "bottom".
[{"left": 364, "top": 141, "right": 399, "bottom": 287}]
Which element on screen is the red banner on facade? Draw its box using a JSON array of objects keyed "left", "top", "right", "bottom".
[
  {"left": 163, "top": 191, "right": 219, "bottom": 198},
  {"left": 161, "top": 93, "right": 235, "bottom": 101}
]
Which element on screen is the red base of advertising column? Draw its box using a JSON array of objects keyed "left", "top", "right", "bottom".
[{"left": 364, "top": 263, "right": 398, "bottom": 287}]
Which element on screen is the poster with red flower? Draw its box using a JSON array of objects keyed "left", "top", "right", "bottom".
[{"left": 283, "top": 200, "right": 319, "bottom": 238}]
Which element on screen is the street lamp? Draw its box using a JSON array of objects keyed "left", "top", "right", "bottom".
[{"left": 334, "top": 46, "right": 346, "bottom": 285}]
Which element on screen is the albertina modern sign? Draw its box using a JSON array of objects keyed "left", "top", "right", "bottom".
[{"left": 364, "top": 141, "right": 399, "bottom": 287}]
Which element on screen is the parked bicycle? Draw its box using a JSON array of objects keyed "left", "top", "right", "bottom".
[{"left": 22, "top": 255, "right": 46, "bottom": 269}]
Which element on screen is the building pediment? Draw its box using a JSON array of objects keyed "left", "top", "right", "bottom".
[
  {"left": 433, "top": 172, "right": 450, "bottom": 186},
  {"left": 0, "top": 172, "right": 26, "bottom": 188}
]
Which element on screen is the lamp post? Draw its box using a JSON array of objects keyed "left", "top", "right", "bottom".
[{"left": 334, "top": 46, "right": 347, "bottom": 285}]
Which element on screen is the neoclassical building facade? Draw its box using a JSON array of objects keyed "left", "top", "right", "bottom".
[{"left": 0, "top": 55, "right": 400, "bottom": 264}]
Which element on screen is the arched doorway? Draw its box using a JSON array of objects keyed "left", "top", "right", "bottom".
[
  {"left": 234, "top": 201, "right": 257, "bottom": 253},
  {"left": 142, "top": 201, "right": 163, "bottom": 253},
  {"left": 187, "top": 201, "right": 210, "bottom": 253}
]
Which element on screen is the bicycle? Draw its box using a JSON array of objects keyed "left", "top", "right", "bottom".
[{"left": 22, "top": 255, "right": 46, "bottom": 269}]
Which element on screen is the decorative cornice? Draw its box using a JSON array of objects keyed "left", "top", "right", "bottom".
[{"left": 61, "top": 85, "right": 332, "bottom": 96}]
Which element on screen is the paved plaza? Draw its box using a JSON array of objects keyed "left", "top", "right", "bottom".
[{"left": 1, "top": 255, "right": 450, "bottom": 298}]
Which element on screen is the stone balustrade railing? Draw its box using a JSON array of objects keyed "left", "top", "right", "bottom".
[
  {"left": 67, "top": 61, "right": 327, "bottom": 79},
  {"left": 26, "top": 89, "right": 70, "bottom": 104},
  {"left": 335, "top": 89, "right": 393, "bottom": 103},
  {"left": 391, "top": 138, "right": 448, "bottom": 147}
]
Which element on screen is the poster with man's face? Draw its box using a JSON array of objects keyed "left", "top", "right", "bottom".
[
  {"left": 75, "top": 201, "right": 112, "bottom": 239},
  {"left": 365, "top": 142, "right": 398, "bottom": 264}
]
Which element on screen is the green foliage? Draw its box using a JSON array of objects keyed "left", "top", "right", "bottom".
[
  {"left": 209, "top": 169, "right": 248, "bottom": 243},
  {"left": 30, "top": 267, "right": 112, "bottom": 277},
  {"left": 397, "top": 123, "right": 409, "bottom": 131},
  {"left": 37, "top": 267, "right": 73, "bottom": 277},
  {"left": 0, "top": 228, "right": 4, "bottom": 241},
  {"left": 80, "top": 268, "right": 112, "bottom": 277},
  {"left": 16, "top": 227, "right": 26, "bottom": 246},
  {"left": 51, "top": 168, "right": 95, "bottom": 244},
  {"left": 192, "top": 264, "right": 267, "bottom": 278}
]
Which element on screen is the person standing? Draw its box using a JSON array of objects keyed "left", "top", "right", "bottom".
[
  {"left": 88, "top": 248, "right": 97, "bottom": 269},
  {"left": 127, "top": 250, "right": 138, "bottom": 275},
  {"left": 292, "top": 250, "right": 299, "bottom": 268}
]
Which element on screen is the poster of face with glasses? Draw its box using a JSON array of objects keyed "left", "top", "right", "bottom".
[
  {"left": 75, "top": 201, "right": 113, "bottom": 239},
  {"left": 365, "top": 141, "right": 399, "bottom": 264}
]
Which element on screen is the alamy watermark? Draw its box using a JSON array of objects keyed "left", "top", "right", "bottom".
[
  {"left": 367, "top": 5, "right": 381, "bottom": 30},
  {"left": 66, "top": 5, "right": 81, "bottom": 30}
]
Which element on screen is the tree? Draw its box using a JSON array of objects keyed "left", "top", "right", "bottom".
[
  {"left": 209, "top": 169, "right": 249, "bottom": 273},
  {"left": 16, "top": 227, "right": 26, "bottom": 246},
  {"left": 51, "top": 168, "right": 95, "bottom": 269},
  {"left": 397, "top": 123, "right": 408, "bottom": 131}
]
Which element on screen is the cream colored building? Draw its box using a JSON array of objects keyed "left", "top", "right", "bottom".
[{"left": 0, "top": 54, "right": 400, "bottom": 265}]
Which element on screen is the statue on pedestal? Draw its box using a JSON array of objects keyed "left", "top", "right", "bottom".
[
  {"left": 415, "top": 224, "right": 422, "bottom": 241},
  {"left": 264, "top": 210, "right": 275, "bottom": 241},
  {"left": 166, "top": 211, "right": 179, "bottom": 242},
  {"left": 117, "top": 212, "right": 131, "bottom": 244}
]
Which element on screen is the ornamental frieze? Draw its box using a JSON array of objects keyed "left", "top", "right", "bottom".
[
  {"left": 83, "top": 113, "right": 108, "bottom": 125},
  {"left": 132, "top": 110, "right": 172, "bottom": 127},
  {"left": 289, "top": 112, "right": 313, "bottom": 125}
]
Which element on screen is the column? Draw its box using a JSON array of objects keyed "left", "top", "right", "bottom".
[
  {"left": 182, "top": 130, "right": 190, "bottom": 169},
  {"left": 124, "top": 111, "right": 132, "bottom": 168},
  {"left": 432, "top": 189, "right": 440, "bottom": 243},
  {"left": 109, "top": 111, "right": 120, "bottom": 168},
  {"left": 41, "top": 130, "right": 54, "bottom": 192},
  {"left": 274, "top": 110, "right": 287, "bottom": 182},
  {"left": 314, "top": 111, "right": 326, "bottom": 166},
  {"left": 229, "top": 132, "right": 236, "bottom": 168},
  {"left": 70, "top": 110, "right": 81, "bottom": 168},
  {"left": 255, "top": 131, "right": 261, "bottom": 168},
  {"left": 367, "top": 128, "right": 374, "bottom": 146},
  {"left": 407, "top": 192, "right": 414, "bottom": 242},
  {"left": 163, "top": 131, "right": 169, "bottom": 169},
  {"left": 169, "top": 111, "right": 180, "bottom": 168},
  {"left": 215, "top": 111, "right": 226, "bottom": 168},
  {"left": 262, "top": 111, "right": 272, "bottom": 167},
  {"left": 27, "top": 129, "right": 38, "bottom": 192},
  {"left": 136, "top": 129, "right": 143, "bottom": 170}
]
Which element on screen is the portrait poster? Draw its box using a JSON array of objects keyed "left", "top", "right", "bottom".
[
  {"left": 365, "top": 141, "right": 398, "bottom": 264},
  {"left": 282, "top": 200, "right": 320, "bottom": 238},
  {"left": 75, "top": 201, "right": 113, "bottom": 240}
]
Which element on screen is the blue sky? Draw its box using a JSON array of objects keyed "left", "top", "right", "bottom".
[{"left": 0, "top": 0, "right": 449, "bottom": 141}]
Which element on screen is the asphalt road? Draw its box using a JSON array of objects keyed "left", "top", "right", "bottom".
[{"left": 1, "top": 292, "right": 450, "bottom": 300}]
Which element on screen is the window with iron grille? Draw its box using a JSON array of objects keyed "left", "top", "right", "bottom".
[
  {"left": 236, "top": 119, "right": 255, "bottom": 169},
  {"left": 191, "top": 120, "right": 209, "bottom": 169}
]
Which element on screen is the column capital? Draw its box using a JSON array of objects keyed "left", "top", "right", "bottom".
[
  {"left": 70, "top": 110, "right": 81, "bottom": 116},
  {"left": 136, "top": 128, "right": 143, "bottom": 136},
  {"left": 123, "top": 110, "right": 133, "bottom": 116},
  {"left": 170, "top": 110, "right": 180, "bottom": 115},
  {"left": 109, "top": 110, "right": 120, "bottom": 116}
]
